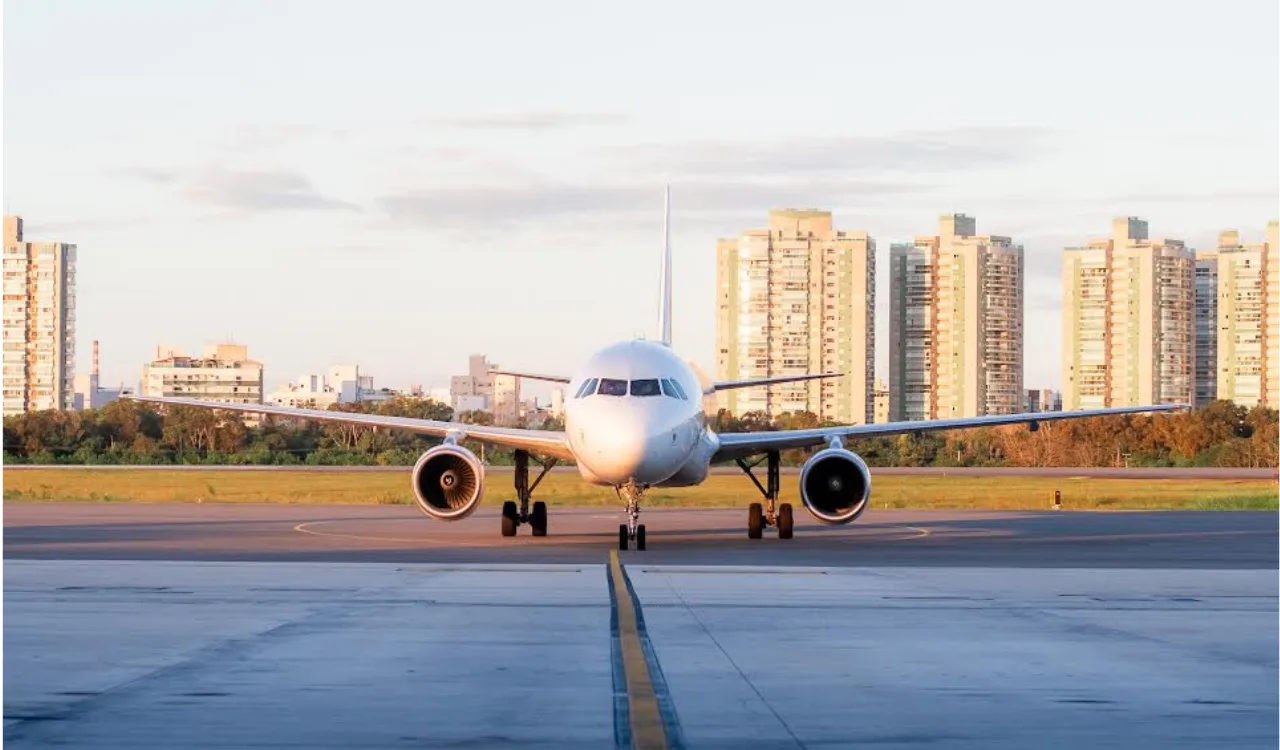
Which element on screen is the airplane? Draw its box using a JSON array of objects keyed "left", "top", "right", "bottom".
[{"left": 128, "top": 188, "right": 1186, "bottom": 550}]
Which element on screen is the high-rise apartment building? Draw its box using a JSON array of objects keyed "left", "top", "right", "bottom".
[
  {"left": 887, "top": 214, "right": 1023, "bottom": 421},
  {"left": 1194, "top": 249, "right": 1218, "bottom": 406},
  {"left": 142, "top": 343, "right": 263, "bottom": 405},
  {"left": 3, "top": 216, "right": 77, "bottom": 414},
  {"left": 1062, "top": 218, "right": 1195, "bottom": 410},
  {"left": 715, "top": 209, "right": 875, "bottom": 424},
  {"left": 1213, "top": 223, "right": 1279, "bottom": 408}
]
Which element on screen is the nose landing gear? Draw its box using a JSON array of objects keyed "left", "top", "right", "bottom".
[
  {"left": 616, "top": 480, "right": 647, "bottom": 551},
  {"left": 500, "top": 450, "right": 558, "bottom": 538},
  {"left": 735, "top": 451, "right": 794, "bottom": 540}
]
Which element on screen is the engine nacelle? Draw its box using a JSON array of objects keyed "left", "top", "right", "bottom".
[
  {"left": 798, "top": 448, "right": 872, "bottom": 524},
  {"left": 411, "top": 444, "right": 485, "bottom": 520}
]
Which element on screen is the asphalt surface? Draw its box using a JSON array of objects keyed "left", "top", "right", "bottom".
[{"left": 5, "top": 502, "right": 1276, "bottom": 569}]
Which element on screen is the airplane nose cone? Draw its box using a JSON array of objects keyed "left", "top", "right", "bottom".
[{"left": 583, "top": 410, "right": 648, "bottom": 482}]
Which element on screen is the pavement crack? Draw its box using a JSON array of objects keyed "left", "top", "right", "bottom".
[{"left": 660, "top": 574, "right": 807, "bottom": 750}]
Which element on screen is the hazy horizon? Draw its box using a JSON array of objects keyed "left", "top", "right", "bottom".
[{"left": 5, "top": 0, "right": 1277, "bottom": 402}]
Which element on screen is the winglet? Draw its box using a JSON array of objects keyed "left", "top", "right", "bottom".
[{"left": 658, "top": 185, "right": 672, "bottom": 347}]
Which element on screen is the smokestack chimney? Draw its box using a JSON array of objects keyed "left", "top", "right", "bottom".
[{"left": 93, "top": 340, "right": 99, "bottom": 377}]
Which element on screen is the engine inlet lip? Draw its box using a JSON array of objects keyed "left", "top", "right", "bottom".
[
  {"left": 411, "top": 446, "right": 485, "bottom": 520},
  {"left": 799, "top": 448, "right": 871, "bottom": 525}
]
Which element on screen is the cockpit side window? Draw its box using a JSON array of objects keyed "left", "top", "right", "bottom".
[
  {"left": 659, "top": 378, "right": 683, "bottom": 400},
  {"left": 630, "top": 379, "right": 661, "bottom": 397},
  {"left": 574, "top": 378, "right": 599, "bottom": 398},
  {"left": 666, "top": 378, "right": 690, "bottom": 400},
  {"left": 598, "top": 378, "right": 627, "bottom": 397}
]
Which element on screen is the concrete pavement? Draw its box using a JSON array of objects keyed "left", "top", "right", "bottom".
[{"left": 5, "top": 560, "right": 1276, "bottom": 749}]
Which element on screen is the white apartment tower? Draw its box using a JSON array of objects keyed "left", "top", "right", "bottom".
[
  {"left": 1213, "top": 222, "right": 1279, "bottom": 408},
  {"left": 715, "top": 209, "right": 875, "bottom": 424},
  {"left": 1062, "top": 218, "right": 1195, "bottom": 410},
  {"left": 888, "top": 214, "right": 1024, "bottom": 421},
  {"left": 3, "top": 216, "right": 77, "bottom": 414}
]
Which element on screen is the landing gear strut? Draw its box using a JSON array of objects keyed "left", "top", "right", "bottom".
[
  {"left": 616, "top": 480, "right": 647, "bottom": 551},
  {"left": 500, "top": 450, "right": 558, "bottom": 538},
  {"left": 734, "top": 451, "right": 794, "bottom": 540}
]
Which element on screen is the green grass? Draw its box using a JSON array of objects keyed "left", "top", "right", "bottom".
[{"left": 2, "top": 469, "right": 1276, "bottom": 511}]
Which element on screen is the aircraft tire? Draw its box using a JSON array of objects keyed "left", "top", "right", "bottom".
[
  {"left": 501, "top": 501, "right": 519, "bottom": 537},
  {"left": 747, "top": 503, "right": 764, "bottom": 539},
  {"left": 618, "top": 524, "right": 629, "bottom": 551},
  {"left": 636, "top": 524, "right": 646, "bottom": 551},
  {"left": 778, "top": 503, "right": 794, "bottom": 539},
  {"left": 530, "top": 501, "right": 548, "bottom": 537}
]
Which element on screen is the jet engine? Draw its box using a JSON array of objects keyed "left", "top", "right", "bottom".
[
  {"left": 798, "top": 448, "right": 872, "bottom": 524},
  {"left": 411, "top": 444, "right": 485, "bottom": 520}
]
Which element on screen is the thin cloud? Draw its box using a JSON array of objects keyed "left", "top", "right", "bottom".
[
  {"left": 417, "top": 112, "right": 628, "bottom": 131},
  {"left": 114, "top": 166, "right": 361, "bottom": 213},
  {"left": 377, "top": 179, "right": 925, "bottom": 230},
  {"left": 182, "top": 169, "right": 361, "bottom": 213},
  {"left": 109, "top": 167, "right": 183, "bottom": 185},
  {"left": 614, "top": 126, "right": 1054, "bottom": 178}
]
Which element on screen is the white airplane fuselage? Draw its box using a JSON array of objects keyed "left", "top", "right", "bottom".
[{"left": 562, "top": 339, "right": 716, "bottom": 488}]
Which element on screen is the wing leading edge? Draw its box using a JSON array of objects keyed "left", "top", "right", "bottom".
[
  {"left": 125, "top": 395, "right": 574, "bottom": 461},
  {"left": 713, "top": 403, "right": 1190, "bottom": 462},
  {"left": 487, "top": 370, "right": 572, "bottom": 385}
]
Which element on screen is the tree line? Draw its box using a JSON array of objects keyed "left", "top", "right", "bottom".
[{"left": 3, "top": 397, "right": 1275, "bottom": 468}]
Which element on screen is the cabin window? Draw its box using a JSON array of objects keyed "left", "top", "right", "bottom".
[
  {"left": 598, "top": 378, "right": 628, "bottom": 397},
  {"left": 630, "top": 379, "right": 661, "bottom": 397}
]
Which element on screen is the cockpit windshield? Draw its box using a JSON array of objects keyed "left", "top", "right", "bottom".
[
  {"left": 576, "top": 376, "right": 689, "bottom": 399},
  {"left": 629, "top": 379, "right": 661, "bottom": 397},
  {"left": 597, "top": 378, "right": 628, "bottom": 397}
]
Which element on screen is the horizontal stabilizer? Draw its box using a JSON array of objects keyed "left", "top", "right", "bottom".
[
  {"left": 488, "top": 370, "right": 572, "bottom": 384},
  {"left": 707, "top": 372, "right": 842, "bottom": 394}
]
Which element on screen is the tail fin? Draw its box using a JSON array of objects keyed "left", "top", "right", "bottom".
[{"left": 658, "top": 185, "right": 673, "bottom": 346}]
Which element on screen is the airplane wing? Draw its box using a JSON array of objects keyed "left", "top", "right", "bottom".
[
  {"left": 126, "top": 395, "right": 575, "bottom": 461},
  {"left": 488, "top": 370, "right": 572, "bottom": 384},
  {"left": 707, "top": 373, "right": 841, "bottom": 394},
  {"left": 712, "top": 404, "right": 1189, "bottom": 462}
]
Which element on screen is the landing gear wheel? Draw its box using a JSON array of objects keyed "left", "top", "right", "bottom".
[
  {"left": 636, "top": 524, "right": 646, "bottom": 551},
  {"left": 530, "top": 501, "right": 548, "bottom": 537},
  {"left": 501, "top": 501, "right": 519, "bottom": 537},
  {"left": 747, "top": 503, "right": 764, "bottom": 539},
  {"left": 618, "top": 524, "right": 629, "bottom": 551},
  {"left": 778, "top": 503, "right": 794, "bottom": 540}
]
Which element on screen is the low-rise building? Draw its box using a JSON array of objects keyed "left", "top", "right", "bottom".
[
  {"left": 143, "top": 343, "right": 263, "bottom": 424},
  {"left": 449, "top": 353, "right": 520, "bottom": 425},
  {"left": 267, "top": 364, "right": 401, "bottom": 409}
]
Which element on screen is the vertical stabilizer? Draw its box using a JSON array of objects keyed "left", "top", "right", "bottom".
[{"left": 658, "top": 185, "right": 673, "bottom": 346}]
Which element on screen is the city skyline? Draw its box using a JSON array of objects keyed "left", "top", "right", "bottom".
[{"left": 4, "top": 1, "right": 1277, "bottom": 394}]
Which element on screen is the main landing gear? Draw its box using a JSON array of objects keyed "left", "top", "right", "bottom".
[
  {"left": 500, "top": 450, "right": 558, "bottom": 538},
  {"left": 734, "top": 451, "right": 794, "bottom": 540},
  {"left": 616, "top": 480, "right": 647, "bottom": 551}
]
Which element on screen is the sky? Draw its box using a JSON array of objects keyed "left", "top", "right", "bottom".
[{"left": 4, "top": 0, "right": 1278, "bottom": 401}]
